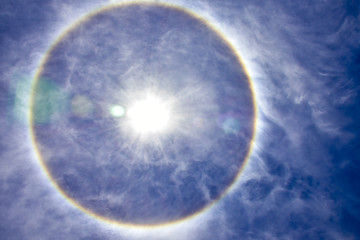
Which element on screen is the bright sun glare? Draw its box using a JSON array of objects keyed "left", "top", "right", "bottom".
[{"left": 127, "top": 95, "right": 171, "bottom": 134}]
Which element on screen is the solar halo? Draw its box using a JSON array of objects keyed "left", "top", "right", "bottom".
[{"left": 29, "top": 2, "right": 257, "bottom": 228}]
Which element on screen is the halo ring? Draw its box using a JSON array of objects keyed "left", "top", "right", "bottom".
[{"left": 29, "top": 2, "right": 257, "bottom": 228}]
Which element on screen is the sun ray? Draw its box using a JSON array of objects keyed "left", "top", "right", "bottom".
[{"left": 127, "top": 95, "right": 171, "bottom": 134}]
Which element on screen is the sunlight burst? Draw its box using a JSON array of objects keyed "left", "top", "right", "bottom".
[{"left": 127, "top": 95, "right": 171, "bottom": 134}]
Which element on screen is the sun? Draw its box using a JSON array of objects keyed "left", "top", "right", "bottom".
[{"left": 127, "top": 95, "right": 171, "bottom": 134}]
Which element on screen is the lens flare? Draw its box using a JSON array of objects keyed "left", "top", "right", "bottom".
[{"left": 110, "top": 105, "right": 125, "bottom": 117}]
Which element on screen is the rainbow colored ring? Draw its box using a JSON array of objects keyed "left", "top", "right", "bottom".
[{"left": 29, "top": 2, "right": 258, "bottom": 228}]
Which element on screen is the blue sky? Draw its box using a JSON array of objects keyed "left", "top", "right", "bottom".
[{"left": 1, "top": 0, "right": 360, "bottom": 239}]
